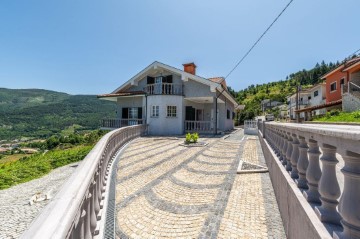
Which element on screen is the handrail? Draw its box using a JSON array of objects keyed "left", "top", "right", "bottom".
[
  {"left": 22, "top": 125, "right": 146, "bottom": 239},
  {"left": 144, "top": 83, "right": 183, "bottom": 95},
  {"left": 101, "top": 118, "right": 143, "bottom": 129},
  {"left": 260, "top": 122, "right": 360, "bottom": 239},
  {"left": 184, "top": 120, "right": 212, "bottom": 132}
]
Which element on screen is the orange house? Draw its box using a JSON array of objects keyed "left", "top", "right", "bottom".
[{"left": 321, "top": 57, "right": 360, "bottom": 103}]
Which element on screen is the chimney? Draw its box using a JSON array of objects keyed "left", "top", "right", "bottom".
[{"left": 183, "top": 62, "right": 197, "bottom": 75}]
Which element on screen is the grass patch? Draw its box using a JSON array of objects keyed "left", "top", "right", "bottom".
[
  {"left": 312, "top": 110, "right": 360, "bottom": 123},
  {"left": 0, "top": 145, "right": 92, "bottom": 190},
  {"left": 0, "top": 154, "right": 27, "bottom": 164}
]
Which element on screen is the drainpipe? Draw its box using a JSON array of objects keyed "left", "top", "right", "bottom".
[{"left": 215, "top": 97, "right": 218, "bottom": 135}]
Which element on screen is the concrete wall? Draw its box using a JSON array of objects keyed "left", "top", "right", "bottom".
[
  {"left": 258, "top": 130, "right": 331, "bottom": 239},
  {"left": 147, "top": 95, "right": 183, "bottom": 135},
  {"left": 184, "top": 79, "right": 214, "bottom": 98},
  {"left": 342, "top": 93, "right": 360, "bottom": 112}
]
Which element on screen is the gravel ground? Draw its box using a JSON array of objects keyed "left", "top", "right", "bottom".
[{"left": 0, "top": 162, "right": 79, "bottom": 239}]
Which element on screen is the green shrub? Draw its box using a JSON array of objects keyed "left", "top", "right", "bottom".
[{"left": 185, "top": 133, "right": 199, "bottom": 144}]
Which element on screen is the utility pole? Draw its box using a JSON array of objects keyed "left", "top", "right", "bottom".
[{"left": 295, "top": 84, "right": 299, "bottom": 123}]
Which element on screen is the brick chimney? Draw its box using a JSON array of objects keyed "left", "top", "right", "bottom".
[{"left": 183, "top": 62, "right": 197, "bottom": 75}]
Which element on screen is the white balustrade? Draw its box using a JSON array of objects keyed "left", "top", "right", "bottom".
[
  {"left": 22, "top": 125, "right": 147, "bottom": 239},
  {"left": 258, "top": 122, "right": 360, "bottom": 239}
]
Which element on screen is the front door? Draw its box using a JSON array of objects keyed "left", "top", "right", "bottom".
[
  {"left": 185, "top": 106, "right": 196, "bottom": 121},
  {"left": 210, "top": 109, "right": 219, "bottom": 129}
]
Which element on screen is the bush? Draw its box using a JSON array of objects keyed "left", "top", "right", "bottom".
[{"left": 185, "top": 133, "right": 199, "bottom": 144}]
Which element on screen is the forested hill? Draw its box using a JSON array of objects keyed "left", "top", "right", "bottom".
[
  {"left": 228, "top": 60, "right": 343, "bottom": 121},
  {"left": 0, "top": 88, "right": 116, "bottom": 140}
]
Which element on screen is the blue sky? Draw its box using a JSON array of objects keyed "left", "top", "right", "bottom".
[{"left": 0, "top": 0, "right": 359, "bottom": 95}]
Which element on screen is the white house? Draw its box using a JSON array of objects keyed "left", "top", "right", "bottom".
[
  {"left": 98, "top": 61, "right": 238, "bottom": 135},
  {"left": 289, "top": 83, "right": 327, "bottom": 121}
]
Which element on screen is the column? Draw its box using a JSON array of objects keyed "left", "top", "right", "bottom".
[
  {"left": 315, "top": 144, "right": 341, "bottom": 225},
  {"left": 334, "top": 151, "right": 360, "bottom": 239},
  {"left": 285, "top": 131, "right": 293, "bottom": 172},
  {"left": 290, "top": 133, "right": 299, "bottom": 179},
  {"left": 296, "top": 136, "right": 309, "bottom": 189},
  {"left": 303, "top": 139, "right": 321, "bottom": 203},
  {"left": 281, "top": 131, "right": 288, "bottom": 166}
]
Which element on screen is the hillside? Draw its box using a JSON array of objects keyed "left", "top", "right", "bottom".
[
  {"left": 0, "top": 88, "right": 116, "bottom": 140},
  {"left": 230, "top": 60, "right": 343, "bottom": 121}
]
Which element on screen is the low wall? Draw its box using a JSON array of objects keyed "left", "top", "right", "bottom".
[{"left": 258, "top": 131, "right": 331, "bottom": 239}]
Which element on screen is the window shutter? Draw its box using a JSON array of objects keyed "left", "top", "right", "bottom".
[
  {"left": 147, "top": 76, "right": 155, "bottom": 84},
  {"left": 138, "top": 107, "right": 142, "bottom": 119},
  {"left": 122, "top": 108, "right": 128, "bottom": 119}
]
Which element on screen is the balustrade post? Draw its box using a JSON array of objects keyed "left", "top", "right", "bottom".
[
  {"left": 303, "top": 139, "right": 321, "bottom": 203},
  {"left": 334, "top": 151, "right": 360, "bottom": 239},
  {"left": 285, "top": 131, "right": 293, "bottom": 172},
  {"left": 84, "top": 192, "right": 92, "bottom": 239},
  {"left": 281, "top": 131, "right": 288, "bottom": 166},
  {"left": 315, "top": 144, "right": 341, "bottom": 225},
  {"left": 296, "top": 136, "right": 309, "bottom": 189},
  {"left": 278, "top": 130, "right": 285, "bottom": 162},
  {"left": 90, "top": 183, "right": 97, "bottom": 234},
  {"left": 290, "top": 133, "right": 299, "bottom": 178},
  {"left": 275, "top": 129, "right": 281, "bottom": 157}
]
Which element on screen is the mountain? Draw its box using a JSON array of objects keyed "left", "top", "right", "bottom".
[{"left": 0, "top": 88, "right": 116, "bottom": 140}]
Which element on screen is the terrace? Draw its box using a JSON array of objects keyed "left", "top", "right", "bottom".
[{"left": 15, "top": 121, "right": 360, "bottom": 239}]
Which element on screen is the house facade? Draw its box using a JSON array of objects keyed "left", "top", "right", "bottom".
[
  {"left": 320, "top": 56, "right": 360, "bottom": 111},
  {"left": 98, "top": 61, "right": 238, "bottom": 135},
  {"left": 287, "top": 92, "right": 311, "bottom": 120}
]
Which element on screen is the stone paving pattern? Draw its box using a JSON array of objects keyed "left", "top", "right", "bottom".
[
  {"left": 0, "top": 162, "right": 79, "bottom": 239},
  {"left": 115, "top": 130, "right": 286, "bottom": 239}
]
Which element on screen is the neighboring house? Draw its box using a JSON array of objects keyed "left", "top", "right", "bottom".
[
  {"left": 320, "top": 57, "right": 360, "bottom": 111},
  {"left": 260, "top": 99, "right": 282, "bottom": 113},
  {"left": 98, "top": 61, "right": 238, "bottom": 135},
  {"left": 287, "top": 92, "right": 311, "bottom": 120},
  {"left": 274, "top": 104, "right": 288, "bottom": 119},
  {"left": 290, "top": 83, "right": 327, "bottom": 120}
]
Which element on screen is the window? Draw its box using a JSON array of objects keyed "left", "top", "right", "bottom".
[
  {"left": 122, "top": 107, "right": 142, "bottom": 119},
  {"left": 227, "top": 110, "right": 230, "bottom": 119},
  {"left": 314, "top": 90, "right": 319, "bottom": 97},
  {"left": 232, "top": 112, "right": 235, "bottom": 119},
  {"left": 167, "top": 106, "right": 177, "bottom": 117},
  {"left": 308, "top": 96, "right": 311, "bottom": 100},
  {"left": 129, "top": 108, "right": 138, "bottom": 119},
  {"left": 330, "top": 82, "right": 337, "bottom": 92},
  {"left": 340, "top": 78, "right": 345, "bottom": 85},
  {"left": 151, "top": 106, "right": 159, "bottom": 117}
]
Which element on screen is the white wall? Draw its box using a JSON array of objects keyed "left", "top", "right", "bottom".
[
  {"left": 116, "top": 96, "right": 145, "bottom": 119},
  {"left": 147, "top": 95, "right": 184, "bottom": 135}
]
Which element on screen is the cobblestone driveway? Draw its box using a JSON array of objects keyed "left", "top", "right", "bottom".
[{"left": 115, "top": 130, "right": 286, "bottom": 239}]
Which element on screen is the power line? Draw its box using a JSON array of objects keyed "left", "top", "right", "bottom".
[{"left": 224, "top": 0, "right": 295, "bottom": 80}]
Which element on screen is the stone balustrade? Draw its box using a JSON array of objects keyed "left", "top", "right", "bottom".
[
  {"left": 259, "top": 121, "right": 360, "bottom": 239},
  {"left": 21, "top": 125, "right": 147, "bottom": 239}
]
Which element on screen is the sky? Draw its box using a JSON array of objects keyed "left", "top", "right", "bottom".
[{"left": 0, "top": 0, "right": 359, "bottom": 95}]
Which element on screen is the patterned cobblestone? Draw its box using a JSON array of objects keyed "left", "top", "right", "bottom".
[
  {"left": 0, "top": 163, "right": 78, "bottom": 239},
  {"left": 114, "top": 131, "right": 286, "bottom": 238}
]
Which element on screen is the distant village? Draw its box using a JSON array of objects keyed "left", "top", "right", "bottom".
[{"left": 261, "top": 57, "right": 360, "bottom": 121}]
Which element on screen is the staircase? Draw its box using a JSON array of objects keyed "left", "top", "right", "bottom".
[{"left": 343, "top": 81, "right": 360, "bottom": 112}]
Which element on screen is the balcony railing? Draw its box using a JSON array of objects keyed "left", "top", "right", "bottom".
[
  {"left": 184, "top": 120, "right": 212, "bottom": 133},
  {"left": 22, "top": 125, "right": 147, "bottom": 239},
  {"left": 258, "top": 121, "right": 360, "bottom": 239},
  {"left": 144, "top": 83, "right": 183, "bottom": 95},
  {"left": 101, "top": 119, "right": 143, "bottom": 129},
  {"left": 343, "top": 81, "right": 360, "bottom": 99}
]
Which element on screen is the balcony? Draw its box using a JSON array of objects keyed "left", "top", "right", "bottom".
[
  {"left": 144, "top": 83, "right": 183, "bottom": 95},
  {"left": 101, "top": 118, "right": 143, "bottom": 129}
]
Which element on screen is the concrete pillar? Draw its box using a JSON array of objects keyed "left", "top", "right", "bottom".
[
  {"left": 296, "top": 136, "right": 309, "bottom": 189},
  {"left": 334, "top": 151, "right": 360, "bottom": 239},
  {"left": 303, "top": 139, "right": 321, "bottom": 203},
  {"left": 290, "top": 133, "right": 299, "bottom": 179},
  {"left": 285, "top": 131, "right": 293, "bottom": 172},
  {"left": 315, "top": 144, "right": 341, "bottom": 225}
]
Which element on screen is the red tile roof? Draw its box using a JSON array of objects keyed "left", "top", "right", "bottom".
[
  {"left": 97, "top": 91, "right": 146, "bottom": 98},
  {"left": 208, "top": 77, "right": 227, "bottom": 89}
]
